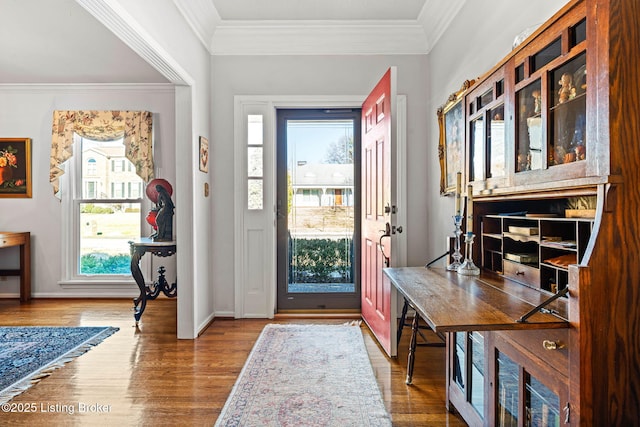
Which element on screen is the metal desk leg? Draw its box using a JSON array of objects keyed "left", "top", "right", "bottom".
[{"left": 406, "top": 312, "right": 420, "bottom": 385}]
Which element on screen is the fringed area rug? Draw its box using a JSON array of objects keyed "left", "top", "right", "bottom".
[
  {"left": 215, "top": 323, "right": 392, "bottom": 427},
  {"left": 0, "top": 326, "right": 118, "bottom": 404}
]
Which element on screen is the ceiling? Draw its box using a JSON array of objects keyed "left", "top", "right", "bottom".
[
  {"left": 0, "top": 0, "right": 169, "bottom": 84},
  {"left": 211, "top": 0, "right": 427, "bottom": 21},
  {"left": 0, "top": 0, "right": 463, "bottom": 84}
]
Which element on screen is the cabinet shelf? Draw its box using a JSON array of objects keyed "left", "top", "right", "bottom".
[
  {"left": 540, "top": 241, "right": 577, "bottom": 251},
  {"left": 503, "top": 232, "right": 539, "bottom": 243},
  {"left": 483, "top": 233, "right": 502, "bottom": 240},
  {"left": 549, "top": 91, "right": 586, "bottom": 112},
  {"left": 480, "top": 211, "right": 593, "bottom": 291},
  {"left": 541, "top": 262, "right": 569, "bottom": 272}
]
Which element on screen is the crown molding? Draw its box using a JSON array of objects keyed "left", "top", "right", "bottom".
[
  {"left": 173, "top": 0, "right": 221, "bottom": 50},
  {"left": 418, "top": 0, "right": 466, "bottom": 50},
  {"left": 212, "top": 20, "right": 428, "bottom": 55},
  {"left": 78, "top": 0, "right": 191, "bottom": 84},
  {"left": 174, "top": 1, "right": 466, "bottom": 56},
  {"left": 0, "top": 83, "right": 175, "bottom": 93}
]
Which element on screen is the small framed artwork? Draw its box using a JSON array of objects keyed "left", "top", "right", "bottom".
[
  {"left": 0, "top": 137, "right": 32, "bottom": 198},
  {"left": 199, "top": 136, "right": 209, "bottom": 173},
  {"left": 437, "top": 80, "right": 475, "bottom": 195}
]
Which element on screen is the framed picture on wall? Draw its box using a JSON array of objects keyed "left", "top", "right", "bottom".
[
  {"left": 0, "top": 137, "right": 32, "bottom": 198},
  {"left": 199, "top": 136, "right": 209, "bottom": 173},
  {"left": 437, "top": 80, "right": 475, "bottom": 195}
]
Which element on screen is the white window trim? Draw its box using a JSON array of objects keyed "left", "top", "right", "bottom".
[
  {"left": 59, "top": 135, "right": 150, "bottom": 290},
  {"left": 233, "top": 95, "right": 407, "bottom": 318}
]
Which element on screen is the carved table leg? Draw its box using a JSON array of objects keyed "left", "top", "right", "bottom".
[
  {"left": 406, "top": 312, "right": 420, "bottom": 385},
  {"left": 130, "top": 249, "right": 146, "bottom": 324}
]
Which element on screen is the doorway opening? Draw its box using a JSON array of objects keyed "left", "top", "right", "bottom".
[{"left": 276, "top": 109, "right": 361, "bottom": 311}]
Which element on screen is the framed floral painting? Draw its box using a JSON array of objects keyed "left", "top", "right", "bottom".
[{"left": 0, "top": 138, "right": 31, "bottom": 198}]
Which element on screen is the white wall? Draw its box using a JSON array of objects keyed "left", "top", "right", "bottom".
[
  {"left": 211, "top": 54, "right": 429, "bottom": 314},
  {"left": 0, "top": 84, "right": 175, "bottom": 297},
  {"left": 0, "top": 0, "right": 572, "bottom": 329},
  {"left": 0, "top": 0, "right": 215, "bottom": 338},
  {"left": 210, "top": 0, "right": 570, "bottom": 314},
  {"left": 104, "top": 0, "right": 214, "bottom": 337},
  {"left": 425, "top": 0, "right": 569, "bottom": 264}
]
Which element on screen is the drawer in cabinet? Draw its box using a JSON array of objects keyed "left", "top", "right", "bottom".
[
  {"left": 500, "top": 329, "right": 569, "bottom": 376},
  {"left": 503, "top": 259, "right": 540, "bottom": 288}
]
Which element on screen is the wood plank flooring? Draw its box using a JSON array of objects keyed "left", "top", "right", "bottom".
[{"left": 0, "top": 298, "right": 467, "bottom": 426}]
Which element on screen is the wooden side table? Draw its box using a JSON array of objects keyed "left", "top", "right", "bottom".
[
  {"left": 129, "top": 239, "right": 176, "bottom": 324},
  {"left": 0, "top": 232, "right": 31, "bottom": 302}
]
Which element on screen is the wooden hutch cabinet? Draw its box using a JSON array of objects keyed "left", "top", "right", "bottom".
[
  {"left": 384, "top": 0, "right": 638, "bottom": 424},
  {"left": 432, "top": 0, "right": 638, "bottom": 425}
]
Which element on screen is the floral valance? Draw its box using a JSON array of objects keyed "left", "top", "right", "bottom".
[{"left": 50, "top": 110, "right": 154, "bottom": 196}]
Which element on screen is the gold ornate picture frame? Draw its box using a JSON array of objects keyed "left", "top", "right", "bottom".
[
  {"left": 0, "top": 137, "right": 32, "bottom": 198},
  {"left": 437, "top": 80, "right": 475, "bottom": 195}
]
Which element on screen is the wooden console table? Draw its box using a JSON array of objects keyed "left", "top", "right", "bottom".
[
  {"left": 384, "top": 266, "right": 568, "bottom": 385},
  {"left": 129, "top": 239, "right": 176, "bottom": 324},
  {"left": 0, "top": 232, "right": 31, "bottom": 302}
]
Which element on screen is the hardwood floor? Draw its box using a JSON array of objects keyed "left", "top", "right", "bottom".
[{"left": 0, "top": 298, "right": 467, "bottom": 426}]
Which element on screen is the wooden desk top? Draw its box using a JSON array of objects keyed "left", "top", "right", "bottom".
[
  {"left": 0, "top": 231, "right": 30, "bottom": 247},
  {"left": 384, "top": 266, "right": 569, "bottom": 333}
]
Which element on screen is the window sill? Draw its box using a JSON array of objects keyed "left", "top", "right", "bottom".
[{"left": 59, "top": 279, "right": 137, "bottom": 289}]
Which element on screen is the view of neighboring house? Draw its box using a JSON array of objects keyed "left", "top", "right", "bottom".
[
  {"left": 291, "top": 161, "right": 354, "bottom": 207},
  {"left": 82, "top": 145, "right": 142, "bottom": 200}
]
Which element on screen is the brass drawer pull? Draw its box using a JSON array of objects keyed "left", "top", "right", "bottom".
[
  {"left": 516, "top": 270, "right": 525, "bottom": 275},
  {"left": 543, "top": 340, "right": 565, "bottom": 350}
]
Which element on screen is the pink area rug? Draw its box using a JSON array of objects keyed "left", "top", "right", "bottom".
[{"left": 215, "top": 323, "right": 392, "bottom": 427}]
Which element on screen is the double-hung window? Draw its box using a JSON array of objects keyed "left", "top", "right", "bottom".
[{"left": 61, "top": 135, "right": 146, "bottom": 282}]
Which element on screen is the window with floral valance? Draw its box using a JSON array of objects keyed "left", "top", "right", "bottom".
[{"left": 50, "top": 110, "right": 154, "bottom": 196}]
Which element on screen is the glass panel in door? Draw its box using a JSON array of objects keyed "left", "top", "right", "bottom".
[
  {"left": 276, "top": 109, "right": 361, "bottom": 311},
  {"left": 497, "top": 351, "right": 519, "bottom": 426}
]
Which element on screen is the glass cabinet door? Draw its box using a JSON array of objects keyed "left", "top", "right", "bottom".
[
  {"left": 452, "top": 332, "right": 485, "bottom": 421},
  {"left": 488, "top": 105, "right": 506, "bottom": 178},
  {"left": 454, "top": 331, "right": 466, "bottom": 389},
  {"left": 549, "top": 53, "right": 586, "bottom": 166},
  {"left": 470, "top": 117, "right": 485, "bottom": 181},
  {"left": 469, "top": 332, "right": 485, "bottom": 416},
  {"left": 526, "top": 374, "right": 561, "bottom": 427},
  {"left": 497, "top": 351, "right": 519, "bottom": 426},
  {"left": 468, "top": 79, "right": 505, "bottom": 184},
  {"left": 494, "top": 346, "right": 566, "bottom": 427},
  {"left": 516, "top": 80, "right": 543, "bottom": 172}
]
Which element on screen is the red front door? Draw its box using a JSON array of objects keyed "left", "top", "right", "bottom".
[{"left": 361, "top": 68, "right": 397, "bottom": 357}]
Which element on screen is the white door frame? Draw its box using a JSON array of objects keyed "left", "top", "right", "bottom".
[{"left": 234, "top": 95, "right": 407, "bottom": 318}]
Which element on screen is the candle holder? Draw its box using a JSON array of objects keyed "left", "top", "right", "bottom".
[
  {"left": 457, "top": 232, "right": 480, "bottom": 276},
  {"left": 447, "top": 215, "right": 464, "bottom": 271}
]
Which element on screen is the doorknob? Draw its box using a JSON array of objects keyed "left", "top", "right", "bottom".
[
  {"left": 379, "top": 222, "right": 391, "bottom": 267},
  {"left": 379, "top": 222, "right": 391, "bottom": 236}
]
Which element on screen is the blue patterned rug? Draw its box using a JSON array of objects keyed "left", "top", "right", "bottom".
[
  {"left": 215, "top": 323, "right": 392, "bottom": 426},
  {"left": 0, "top": 326, "right": 118, "bottom": 404}
]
